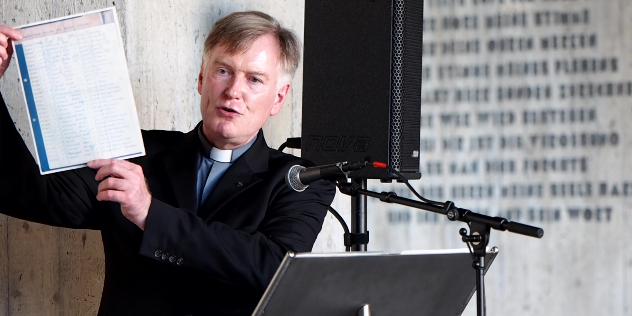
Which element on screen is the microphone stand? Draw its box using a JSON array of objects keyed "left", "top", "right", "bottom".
[
  {"left": 336, "top": 181, "right": 544, "bottom": 316},
  {"left": 350, "top": 178, "right": 368, "bottom": 251}
]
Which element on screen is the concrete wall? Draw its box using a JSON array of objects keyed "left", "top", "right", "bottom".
[
  {"left": 367, "top": 1, "right": 632, "bottom": 315},
  {"left": 2, "top": 0, "right": 630, "bottom": 316},
  {"left": 0, "top": 1, "right": 349, "bottom": 315}
]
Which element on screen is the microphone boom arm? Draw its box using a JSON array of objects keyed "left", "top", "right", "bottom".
[
  {"left": 335, "top": 181, "right": 544, "bottom": 316},
  {"left": 336, "top": 182, "right": 544, "bottom": 239}
]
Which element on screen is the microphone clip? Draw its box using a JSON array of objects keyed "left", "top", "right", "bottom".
[{"left": 329, "top": 161, "right": 352, "bottom": 183}]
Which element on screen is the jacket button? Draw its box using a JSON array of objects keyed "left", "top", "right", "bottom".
[
  {"left": 176, "top": 258, "right": 184, "bottom": 266},
  {"left": 153, "top": 250, "right": 162, "bottom": 258},
  {"left": 169, "top": 255, "right": 176, "bottom": 263},
  {"left": 161, "top": 253, "right": 169, "bottom": 260}
]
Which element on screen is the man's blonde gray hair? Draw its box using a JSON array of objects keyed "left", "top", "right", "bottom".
[{"left": 203, "top": 11, "right": 301, "bottom": 84}]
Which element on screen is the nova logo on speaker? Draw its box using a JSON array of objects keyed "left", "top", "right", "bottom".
[{"left": 304, "top": 136, "right": 371, "bottom": 153}]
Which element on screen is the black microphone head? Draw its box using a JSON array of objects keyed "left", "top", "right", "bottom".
[{"left": 286, "top": 165, "right": 308, "bottom": 192}]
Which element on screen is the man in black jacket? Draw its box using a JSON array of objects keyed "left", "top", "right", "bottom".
[{"left": 0, "top": 11, "right": 335, "bottom": 315}]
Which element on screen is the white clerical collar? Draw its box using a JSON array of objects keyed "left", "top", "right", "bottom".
[
  {"left": 197, "top": 125, "right": 257, "bottom": 163},
  {"left": 209, "top": 147, "right": 233, "bottom": 163}
]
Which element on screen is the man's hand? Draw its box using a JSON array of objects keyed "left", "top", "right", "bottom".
[
  {"left": 0, "top": 25, "right": 22, "bottom": 79},
  {"left": 88, "top": 159, "right": 152, "bottom": 230}
]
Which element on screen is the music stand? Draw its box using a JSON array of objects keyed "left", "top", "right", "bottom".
[{"left": 252, "top": 248, "right": 498, "bottom": 316}]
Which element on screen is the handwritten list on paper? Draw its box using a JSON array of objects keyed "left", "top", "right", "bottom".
[{"left": 13, "top": 8, "right": 144, "bottom": 174}]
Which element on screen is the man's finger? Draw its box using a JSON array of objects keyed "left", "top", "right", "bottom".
[
  {"left": 96, "top": 177, "right": 136, "bottom": 203},
  {"left": 0, "top": 27, "right": 17, "bottom": 77},
  {"left": 90, "top": 160, "right": 129, "bottom": 182},
  {"left": 0, "top": 26, "right": 23, "bottom": 42},
  {"left": 0, "top": 34, "right": 8, "bottom": 48},
  {"left": 87, "top": 158, "right": 117, "bottom": 169},
  {"left": 96, "top": 189, "right": 125, "bottom": 203},
  {"left": 97, "top": 177, "right": 127, "bottom": 193},
  {"left": 95, "top": 163, "right": 133, "bottom": 182},
  {"left": 0, "top": 47, "right": 7, "bottom": 61}
]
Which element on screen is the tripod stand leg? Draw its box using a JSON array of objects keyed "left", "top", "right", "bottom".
[{"left": 475, "top": 256, "right": 486, "bottom": 316}]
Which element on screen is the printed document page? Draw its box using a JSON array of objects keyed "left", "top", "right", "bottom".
[{"left": 12, "top": 7, "right": 144, "bottom": 174}]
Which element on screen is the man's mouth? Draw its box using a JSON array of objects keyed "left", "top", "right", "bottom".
[{"left": 220, "top": 106, "right": 240, "bottom": 114}]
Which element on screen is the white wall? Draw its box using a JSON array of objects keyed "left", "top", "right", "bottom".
[
  {"left": 3, "top": 0, "right": 629, "bottom": 316},
  {"left": 0, "top": 1, "right": 348, "bottom": 315}
]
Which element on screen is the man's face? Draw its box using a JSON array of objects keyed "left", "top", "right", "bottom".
[{"left": 198, "top": 34, "right": 290, "bottom": 149}]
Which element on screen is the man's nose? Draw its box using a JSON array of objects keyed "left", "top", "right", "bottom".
[{"left": 225, "top": 76, "right": 242, "bottom": 99}]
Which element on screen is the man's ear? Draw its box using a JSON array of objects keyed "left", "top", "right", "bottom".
[
  {"left": 270, "top": 84, "right": 290, "bottom": 116},
  {"left": 197, "top": 65, "right": 204, "bottom": 95}
]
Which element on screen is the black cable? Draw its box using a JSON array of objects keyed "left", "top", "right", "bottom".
[
  {"left": 384, "top": 165, "right": 443, "bottom": 207},
  {"left": 285, "top": 137, "right": 301, "bottom": 149},
  {"left": 278, "top": 137, "right": 301, "bottom": 152},
  {"left": 327, "top": 206, "right": 351, "bottom": 252},
  {"left": 465, "top": 238, "right": 475, "bottom": 259},
  {"left": 277, "top": 138, "right": 351, "bottom": 250}
]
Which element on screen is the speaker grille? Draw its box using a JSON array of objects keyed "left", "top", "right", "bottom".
[
  {"left": 401, "top": 0, "right": 424, "bottom": 172},
  {"left": 390, "top": 0, "right": 406, "bottom": 170}
]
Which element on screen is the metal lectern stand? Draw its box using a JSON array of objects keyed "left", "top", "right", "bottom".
[{"left": 252, "top": 250, "right": 498, "bottom": 316}]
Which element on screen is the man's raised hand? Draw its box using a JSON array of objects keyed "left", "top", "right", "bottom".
[
  {"left": 0, "top": 25, "right": 22, "bottom": 79},
  {"left": 88, "top": 159, "right": 152, "bottom": 230}
]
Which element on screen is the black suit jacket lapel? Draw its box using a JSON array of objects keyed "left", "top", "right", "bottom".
[
  {"left": 162, "top": 127, "right": 200, "bottom": 212},
  {"left": 197, "top": 131, "right": 269, "bottom": 221}
]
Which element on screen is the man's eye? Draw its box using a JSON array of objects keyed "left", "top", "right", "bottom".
[
  {"left": 250, "top": 77, "right": 263, "bottom": 83},
  {"left": 217, "top": 68, "right": 229, "bottom": 75}
]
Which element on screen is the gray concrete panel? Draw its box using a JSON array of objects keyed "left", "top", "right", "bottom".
[{"left": 364, "top": 1, "right": 632, "bottom": 315}]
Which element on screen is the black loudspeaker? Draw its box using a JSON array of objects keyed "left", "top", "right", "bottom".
[{"left": 301, "top": 0, "right": 423, "bottom": 180}]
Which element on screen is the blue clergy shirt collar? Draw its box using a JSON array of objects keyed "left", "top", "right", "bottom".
[{"left": 196, "top": 126, "right": 257, "bottom": 207}]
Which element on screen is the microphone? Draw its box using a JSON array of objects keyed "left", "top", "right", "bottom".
[{"left": 285, "top": 161, "right": 386, "bottom": 192}]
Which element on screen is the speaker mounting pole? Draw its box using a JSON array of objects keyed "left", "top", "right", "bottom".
[{"left": 350, "top": 178, "right": 369, "bottom": 251}]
